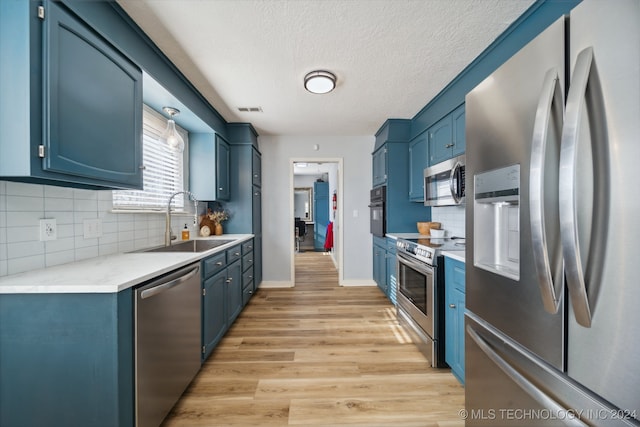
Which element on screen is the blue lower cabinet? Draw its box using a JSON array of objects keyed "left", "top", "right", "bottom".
[
  {"left": 202, "top": 247, "right": 244, "bottom": 361},
  {"left": 226, "top": 260, "right": 243, "bottom": 324},
  {"left": 373, "top": 236, "right": 387, "bottom": 295},
  {"left": 445, "top": 257, "right": 466, "bottom": 384},
  {"left": 202, "top": 270, "right": 228, "bottom": 360},
  {"left": 0, "top": 291, "right": 134, "bottom": 427}
]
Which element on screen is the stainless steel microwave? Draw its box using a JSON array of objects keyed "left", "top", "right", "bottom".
[{"left": 423, "top": 155, "right": 466, "bottom": 206}]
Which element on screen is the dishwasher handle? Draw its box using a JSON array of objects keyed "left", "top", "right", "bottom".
[{"left": 140, "top": 265, "right": 200, "bottom": 300}]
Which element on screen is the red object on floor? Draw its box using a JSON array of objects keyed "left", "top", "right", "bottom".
[{"left": 324, "top": 221, "right": 334, "bottom": 251}]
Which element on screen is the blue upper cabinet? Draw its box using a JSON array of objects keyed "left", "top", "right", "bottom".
[
  {"left": 0, "top": 0, "right": 143, "bottom": 189},
  {"left": 215, "top": 135, "right": 230, "bottom": 200},
  {"left": 371, "top": 119, "right": 430, "bottom": 233},
  {"left": 252, "top": 148, "right": 262, "bottom": 187},
  {"left": 372, "top": 147, "right": 387, "bottom": 187},
  {"left": 428, "top": 104, "right": 465, "bottom": 165},
  {"left": 189, "top": 133, "right": 230, "bottom": 201},
  {"left": 429, "top": 114, "right": 453, "bottom": 165},
  {"left": 451, "top": 104, "right": 466, "bottom": 157},
  {"left": 408, "top": 133, "right": 428, "bottom": 202}
]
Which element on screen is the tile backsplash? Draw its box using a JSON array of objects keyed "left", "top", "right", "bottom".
[
  {"left": 431, "top": 205, "right": 466, "bottom": 238},
  {"left": 0, "top": 181, "right": 200, "bottom": 277}
]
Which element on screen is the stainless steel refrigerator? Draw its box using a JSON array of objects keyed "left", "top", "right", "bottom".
[{"left": 465, "top": 0, "right": 639, "bottom": 425}]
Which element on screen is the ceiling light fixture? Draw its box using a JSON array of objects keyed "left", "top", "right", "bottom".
[
  {"left": 161, "top": 106, "right": 184, "bottom": 153},
  {"left": 304, "top": 70, "right": 337, "bottom": 94}
]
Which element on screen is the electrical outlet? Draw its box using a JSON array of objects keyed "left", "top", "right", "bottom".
[
  {"left": 39, "top": 219, "right": 57, "bottom": 241},
  {"left": 83, "top": 218, "right": 102, "bottom": 239}
]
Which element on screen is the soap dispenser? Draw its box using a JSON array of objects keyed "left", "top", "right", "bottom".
[{"left": 181, "top": 224, "right": 190, "bottom": 241}]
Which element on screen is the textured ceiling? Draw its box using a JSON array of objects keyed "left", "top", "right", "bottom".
[{"left": 117, "top": 0, "right": 535, "bottom": 136}]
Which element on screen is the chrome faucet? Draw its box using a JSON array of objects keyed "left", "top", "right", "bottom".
[{"left": 165, "top": 191, "right": 199, "bottom": 246}]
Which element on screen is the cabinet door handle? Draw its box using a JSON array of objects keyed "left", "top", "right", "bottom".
[
  {"left": 445, "top": 143, "right": 454, "bottom": 148},
  {"left": 226, "top": 278, "right": 233, "bottom": 283},
  {"left": 219, "top": 187, "right": 224, "bottom": 191},
  {"left": 215, "top": 261, "right": 223, "bottom": 266},
  {"left": 449, "top": 304, "right": 456, "bottom": 309}
]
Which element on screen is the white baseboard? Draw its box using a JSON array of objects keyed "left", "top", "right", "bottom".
[{"left": 259, "top": 281, "right": 294, "bottom": 288}]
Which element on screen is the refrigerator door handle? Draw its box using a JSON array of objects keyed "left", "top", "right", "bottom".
[
  {"left": 467, "top": 324, "right": 588, "bottom": 427},
  {"left": 559, "top": 47, "right": 610, "bottom": 328},
  {"left": 530, "top": 68, "right": 564, "bottom": 314}
]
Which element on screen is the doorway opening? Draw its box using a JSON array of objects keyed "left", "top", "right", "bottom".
[{"left": 290, "top": 159, "right": 343, "bottom": 285}]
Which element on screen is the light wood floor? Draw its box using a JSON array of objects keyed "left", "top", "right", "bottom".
[{"left": 161, "top": 251, "right": 465, "bottom": 426}]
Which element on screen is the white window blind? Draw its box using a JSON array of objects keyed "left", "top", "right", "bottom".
[{"left": 113, "top": 105, "right": 187, "bottom": 210}]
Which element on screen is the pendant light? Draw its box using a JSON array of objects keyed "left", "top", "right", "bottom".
[{"left": 162, "top": 107, "right": 184, "bottom": 153}]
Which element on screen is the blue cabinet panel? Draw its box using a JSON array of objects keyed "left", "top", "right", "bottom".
[
  {"left": 0, "top": 291, "right": 134, "bottom": 427},
  {"left": 189, "top": 133, "right": 230, "bottom": 201},
  {"left": 429, "top": 114, "right": 453, "bottom": 165},
  {"left": 313, "top": 181, "right": 329, "bottom": 250},
  {"left": 202, "top": 270, "right": 227, "bottom": 360},
  {"left": 409, "top": 133, "right": 428, "bottom": 201},
  {"left": 0, "top": 0, "right": 143, "bottom": 189},
  {"left": 451, "top": 104, "right": 466, "bottom": 157},
  {"left": 221, "top": 130, "right": 261, "bottom": 289},
  {"left": 372, "top": 147, "right": 387, "bottom": 187},
  {"left": 373, "top": 237, "right": 387, "bottom": 294},
  {"left": 215, "top": 135, "right": 230, "bottom": 200},
  {"left": 445, "top": 257, "right": 466, "bottom": 384},
  {"left": 428, "top": 104, "right": 466, "bottom": 165},
  {"left": 45, "top": 1, "right": 142, "bottom": 187},
  {"left": 252, "top": 148, "right": 262, "bottom": 187},
  {"left": 227, "top": 260, "right": 243, "bottom": 324}
]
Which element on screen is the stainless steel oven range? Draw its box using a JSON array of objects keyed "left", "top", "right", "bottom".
[{"left": 396, "top": 237, "right": 463, "bottom": 368}]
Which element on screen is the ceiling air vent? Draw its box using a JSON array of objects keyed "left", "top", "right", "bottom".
[{"left": 237, "top": 107, "right": 263, "bottom": 112}]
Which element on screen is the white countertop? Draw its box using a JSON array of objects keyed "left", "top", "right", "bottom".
[
  {"left": 441, "top": 250, "right": 465, "bottom": 263},
  {"left": 0, "top": 234, "right": 253, "bottom": 294}
]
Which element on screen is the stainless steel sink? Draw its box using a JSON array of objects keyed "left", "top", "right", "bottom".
[{"left": 139, "top": 239, "right": 234, "bottom": 253}]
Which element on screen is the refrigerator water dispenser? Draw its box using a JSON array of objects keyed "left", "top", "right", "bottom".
[{"left": 473, "top": 165, "right": 520, "bottom": 280}]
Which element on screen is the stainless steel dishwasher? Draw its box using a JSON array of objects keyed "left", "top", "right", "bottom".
[{"left": 135, "top": 262, "right": 201, "bottom": 427}]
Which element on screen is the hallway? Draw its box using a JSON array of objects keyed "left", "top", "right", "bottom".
[{"left": 161, "top": 251, "right": 464, "bottom": 426}]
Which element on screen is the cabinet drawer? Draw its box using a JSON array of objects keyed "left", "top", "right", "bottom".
[
  {"left": 242, "top": 253, "right": 254, "bottom": 272},
  {"left": 226, "top": 245, "right": 242, "bottom": 264},
  {"left": 203, "top": 252, "right": 227, "bottom": 278},
  {"left": 243, "top": 266, "right": 254, "bottom": 288},
  {"left": 242, "top": 283, "right": 254, "bottom": 306},
  {"left": 242, "top": 239, "right": 254, "bottom": 255}
]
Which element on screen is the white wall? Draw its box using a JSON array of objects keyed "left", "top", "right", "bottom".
[{"left": 260, "top": 135, "right": 374, "bottom": 286}]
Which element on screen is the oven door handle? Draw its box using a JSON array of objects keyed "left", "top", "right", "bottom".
[{"left": 397, "top": 252, "right": 434, "bottom": 274}]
